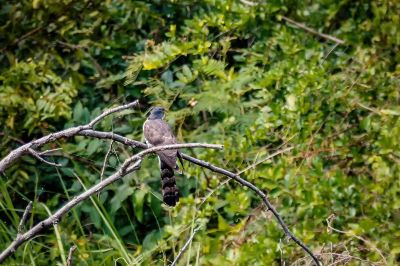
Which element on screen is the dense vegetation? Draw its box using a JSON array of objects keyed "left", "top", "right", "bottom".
[{"left": 1, "top": 0, "right": 399, "bottom": 265}]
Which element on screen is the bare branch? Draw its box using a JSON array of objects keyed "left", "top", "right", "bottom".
[
  {"left": 100, "top": 141, "right": 114, "bottom": 182},
  {"left": 66, "top": 245, "right": 77, "bottom": 266},
  {"left": 17, "top": 201, "right": 33, "bottom": 235},
  {"left": 0, "top": 143, "right": 220, "bottom": 263},
  {"left": 88, "top": 101, "right": 139, "bottom": 128},
  {"left": 170, "top": 226, "right": 202, "bottom": 266},
  {"left": 281, "top": 16, "right": 345, "bottom": 45},
  {"left": 28, "top": 148, "right": 62, "bottom": 167},
  {"left": 238, "top": 146, "right": 294, "bottom": 175},
  {"left": 240, "top": 0, "right": 257, "bottom": 6},
  {"left": 38, "top": 148, "right": 63, "bottom": 156},
  {"left": 122, "top": 143, "right": 223, "bottom": 170},
  {"left": 0, "top": 27, "right": 43, "bottom": 53},
  {"left": 179, "top": 153, "right": 321, "bottom": 265},
  {"left": 0, "top": 101, "right": 139, "bottom": 173}
]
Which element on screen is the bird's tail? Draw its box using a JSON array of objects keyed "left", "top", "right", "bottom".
[{"left": 160, "top": 160, "right": 179, "bottom": 206}]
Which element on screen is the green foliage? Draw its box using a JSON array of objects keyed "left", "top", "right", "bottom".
[{"left": 1, "top": 0, "right": 400, "bottom": 265}]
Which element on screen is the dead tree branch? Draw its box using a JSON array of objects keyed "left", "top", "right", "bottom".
[
  {"left": 17, "top": 201, "right": 33, "bottom": 235},
  {"left": 0, "top": 101, "right": 139, "bottom": 173},
  {"left": 28, "top": 148, "right": 62, "bottom": 167},
  {"left": 179, "top": 154, "right": 321, "bottom": 265},
  {"left": 66, "top": 245, "right": 77, "bottom": 266},
  {"left": 170, "top": 226, "right": 202, "bottom": 266},
  {"left": 281, "top": 16, "right": 345, "bottom": 45},
  {"left": 0, "top": 143, "right": 221, "bottom": 263}
]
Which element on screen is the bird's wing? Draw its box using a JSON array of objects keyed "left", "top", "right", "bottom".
[{"left": 143, "top": 119, "right": 177, "bottom": 168}]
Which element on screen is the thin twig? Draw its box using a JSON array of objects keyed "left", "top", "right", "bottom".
[
  {"left": 240, "top": 0, "right": 257, "bottom": 6},
  {"left": 17, "top": 201, "right": 33, "bottom": 235},
  {"left": 28, "top": 148, "right": 62, "bottom": 167},
  {"left": 0, "top": 27, "right": 43, "bottom": 53},
  {"left": 281, "top": 16, "right": 345, "bottom": 45},
  {"left": 170, "top": 226, "right": 202, "bottom": 266},
  {"left": 238, "top": 146, "right": 294, "bottom": 174},
  {"left": 88, "top": 101, "right": 138, "bottom": 128},
  {"left": 66, "top": 245, "right": 77, "bottom": 266},
  {"left": 100, "top": 140, "right": 114, "bottom": 182},
  {"left": 38, "top": 148, "right": 63, "bottom": 156},
  {"left": 320, "top": 43, "right": 339, "bottom": 66}
]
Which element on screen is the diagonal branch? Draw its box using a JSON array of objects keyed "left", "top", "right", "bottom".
[
  {"left": 17, "top": 201, "right": 33, "bottom": 235},
  {"left": 88, "top": 101, "right": 138, "bottom": 128},
  {"left": 281, "top": 16, "right": 345, "bottom": 45},
  {"left": 180, "top": 153, "right": 320, "bottom": 265},
  {"left": 66, "top": 245, "right": 77, "bottom": 266},
  {"left": 170, "top": 226, "right": 202, "bottom": 266},
  {"left": 28, "top": 148, "right": 62, "bottom": 167},
  {"left": 198, "top": 146, "right": 294, "bottom": 207}
]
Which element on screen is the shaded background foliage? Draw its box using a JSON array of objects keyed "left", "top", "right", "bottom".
[{"left": 1, "top": 0, "right": 399, "bottom": 265}]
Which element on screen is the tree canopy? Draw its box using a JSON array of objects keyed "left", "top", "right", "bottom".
[{"left": 1, "top": 0, "right": 399, "bottom": 265}]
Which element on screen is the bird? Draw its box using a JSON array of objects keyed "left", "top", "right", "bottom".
[{"left": 143, "top": 106, "right": 183, "bottom": 207}]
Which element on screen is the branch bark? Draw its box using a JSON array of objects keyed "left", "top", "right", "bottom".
[
  {"left": 170, "top": 226, "right": 202, "bottom": 266},
  {"left": 0, "top": 101, "right": 139, "bottom": 173},
  {"left": 66, "top": 245, "right": 77, "bottom": 266},
  {"left": 17, "top": 201, "right": 33, "bottom": 235},
  {"left": 281, "top": 16, "right": 345, "bottom": 45}
]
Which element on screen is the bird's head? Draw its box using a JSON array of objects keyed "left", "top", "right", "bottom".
[{"left": 148, "top": 106, "right": 165, "bottom": 120}]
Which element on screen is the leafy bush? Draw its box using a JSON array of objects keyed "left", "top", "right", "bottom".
[{"left": 1, "top": 0, "right": 399, "bottom": 265}]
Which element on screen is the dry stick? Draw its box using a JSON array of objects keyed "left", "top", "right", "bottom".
[
  {"left": 281, "top": 16, "right": 345, "bottom": 45},
  {"left": 66, "top": 245, "right": 77, "bottom": 266},
  {"left": 38, "top": 148, "right": 63, "bottom": 156},
  {"left": 100, "top": 140, "right": 114, "bottom": 182},
  {"left": 17, "top": 202, "right": 33, "bottom": 235},
  {"left": 0, "top": 143, "right": 221, "bottom": 263},
  {"left": 170, "top": 226, "right": 202, "bottom": 266},
  {"left": 28, "top": 148, "right": 62, "bottom": 167},
  {"left": 240, "top": 0, "right": 257, "bottom": 6},
  {"left": 0, "top": 26, "right": 43, "bottom": 53},
  {"left": 0, "top": 101, "right": 139, "bottom": 173},
  {"left": 292, "top": 252, "right": 376, "bottom": 266}
]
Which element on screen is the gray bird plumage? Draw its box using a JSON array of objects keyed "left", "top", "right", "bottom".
[{"left": 143, "top": 106, "right": 182, "bottom": 206}]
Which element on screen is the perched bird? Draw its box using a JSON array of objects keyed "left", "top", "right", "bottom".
[{"left": 143, "top": 106, "right": 183, "bottom": 206}]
